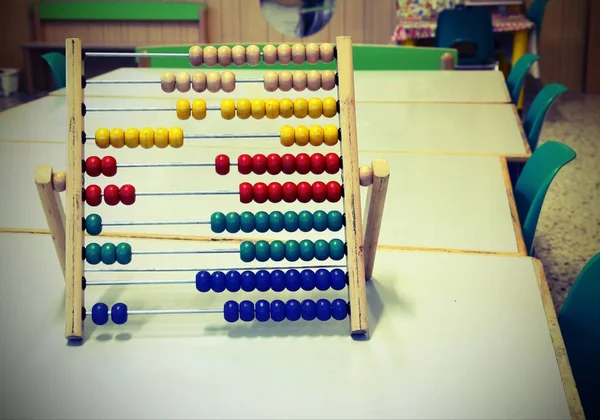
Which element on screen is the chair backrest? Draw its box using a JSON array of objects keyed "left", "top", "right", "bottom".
[
  {"left": 506, "top": 53, "right": 540, "bottom": 104},
  {"left": 525, "top": 0, "right": 549, "bottom": 38},
  {"left": 558, "top": 252, "right": 600, "bottom": 420},
  {"left": 41, "top": 52, "right": 66, "bottom": 90},
  {"left": 523, "top": 83, "right": 567, "bottom": 151},
  {"left": 514, "top": 141, "right": 576, "bottom": 254}
]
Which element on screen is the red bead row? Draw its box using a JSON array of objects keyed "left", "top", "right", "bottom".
[
  {"left": 215, "top": 153, "right": 340, "bottom": 176},
  {"left": 86, "top": 156, "right": 117, "bottom": 177},
  {"left": 85, "top": 184, "right": 136, "bottom": 207},
  {"left": 239, "top": 181, "right": 342, "bottom": 204}
]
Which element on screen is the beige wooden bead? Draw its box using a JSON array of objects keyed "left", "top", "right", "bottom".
[
  {"left": 176, "top": 72, "right": 191, "bottom": 92},
  {"left": 217, "top": 46, "right": 232, "bottom": 67},
  {"left": 221, "top": 71, "right": 236, "bottom": 93},
  {"left": 53, "top": 171, "right": 66, "bottom": 192},
  {"left": 306, "top": 70, "right": 321, "bottom": 91},
  {"left": 359, "top": 166, "right": 374, "bottom": 187},
  {"left": 320, "top": 43, "right": 335, "bottom": 63},
  {"left": 278, "top": 71, "right": 293, "bottom": 91},
  {"left": 292, "top": 70, "right": 307, "bottom": 91},
  {"left": 263, "top": 71, "right": 278, "bottom": 92},
  {"left": 206, "top": 71, "right": 221, "bottom": 93},
  {"left": 291, "top": 44, "right": 306, "bottom": 65},
  {"left": 262, "top": 44, "right": 277, "bottom": 65},
  {"left": 277, "top": 44, "right": 292, "bottom": 64},
  {"left": 192, "top": 71, "right": 207, "bottom": 92},
  {"left": 160, "top": 71, "right": 176, "bottom": 93},
  {"left": 246, "top": 45, "right": 260, "bottom": 66},
  {"left": 203, "top": 46, "right": 218, "bottom": 66},
  {"left": 321, "top": 70, "right": 336, "bottom": 91},
  {"left": 231, "top": 45, "right": 246, "bottom": 66},
  {"left": 305, "top": 43, "right": 320, "bottom": 64},
  {"left": 189, "top": 45, "right": 203, "bottom": 67}
]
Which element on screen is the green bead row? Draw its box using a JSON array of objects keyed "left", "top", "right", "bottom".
[
  {"left": 211, "top": 210, "right": 343, "bottom": 234},
  {"left": 239, "top": 239, "right": 345, "bottom": 263},
  {"left": 85, "top": 214, "right": 103, "bottom": 236},
  {"left": 85, "top": 242, "right": 132, "bottom": 265}
]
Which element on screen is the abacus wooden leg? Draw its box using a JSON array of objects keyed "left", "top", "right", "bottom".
[{"left": 441, "top": 52, "right": 455, "bottom": 70}]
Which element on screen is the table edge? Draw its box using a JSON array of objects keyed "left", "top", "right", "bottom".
[{"left": 499, "top": 157, "right": 527, "bottom": 255}]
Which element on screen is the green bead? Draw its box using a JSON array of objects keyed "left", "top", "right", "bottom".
[
  {"left": 85, "top": 243, "right": 102, "bottom": 265},
  {"left": 239, "top": 241, "right": 256, "bottom": 262},
  {"left": 329, "top": 239, "right": 345, "bottom": 260},
  {"left": 283, "top": 211, "right": 299, "bottom": 232},
  {"left": 328, "top": 211, "right": 344, "bottom": 232},
  {"left": 269, "top": 211, "right": 284, "bottom": 232},
  {"left": 285, "top": 240, "right": 300, "bottom": 262},
  {"left": 255, "top": 211, "right": 270, "bottom": 233},
  {"left": 270, "top": 240, "right": 285, "bottom": 262},
  {"left": 116, "top": 242, "right": 132, "bottom": 264},
  {"left": 85, "top": 214, "right": 102, "bottom": 236},
  {"left": 313, "top": 210, "right": 328, "bottom": 232},
  {"left": 101, "top": 243, "right": 117, "bottom": 265},
  {"left": 298, "top": 210, "right": 313, "bottom": 232},
  {"left": 211, "top": 212, "right": 226, "bottom": 233},
  {"left": 255, "top": 240, "right": 271, "bottom": 262},
  {"left": 299, "top": 239, "right": 315, "bottom": 261},
  {"left": 240, "top": 211, "right": 255, "bottom": 233},
  {"left": 314, "top": 239, "right": 329, "bottom": 261},
  {"left": 225, "top": 212, "right": 241, "bottom": 233}
]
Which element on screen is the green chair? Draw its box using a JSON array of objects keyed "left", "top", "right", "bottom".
[
  {"left": 41, "top": 52, "right": 66, "bottom": 90},
  {"left": 558, "top": 252, "right": 600, "bottom": 420},
  {"left": 525, "top": 0, "right": 549, "bottom": 39},
  {"left": 522, "top": 83, "right": 567, "bottom": 152},
  {"left": 514, "top": 141, "right": 576, "bottom": 255},
  {"left": 506, "top": 53, "right": 540, "bottom": 105}
]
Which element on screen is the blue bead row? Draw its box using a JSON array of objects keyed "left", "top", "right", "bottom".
[
  {"left": 224, "top": 298, "right": 349, "bottom": 323},
  {"left": 196, "top": 268, "right": 346, "bottom": 293},
  {"left": 90, "top": 302, "right": 128, "bottom": 325}
]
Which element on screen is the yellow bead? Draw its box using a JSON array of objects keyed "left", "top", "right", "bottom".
[
  {"left": 139, "top": 127, "right": 155, "bottom": 149},
  {"left": 309, "top": 125, "right": 324, "bottom": 146},
  {"left": 280, "top": 126, "right": 295, "bottom": 147},
  {"left": 110, "top": 128, "right": 125, "bottom": 148},
  {"left": 308, "top": 98, "right": 323, "bottom": 119},
  {"left": 192, "top": 99, "right": 207, "bottom": 120},
  {"left": 125, "top": 128, "right": 139, "bottom": 148},
  {"left": 293, "top": 98, "right": 308, "bottom": 118},
  {"left": 294, "top": 125, "right": 309, "bottom": 146},
  {"left": 279, "top": 98, "right": 294, "bottom": 118},
  {"left": 154, "top": 127, "right": 169, "bottom": 148},
  {"left": 169, "top": 127, "right": 184, "bottom": 148},
  {"left": 176, "top": 99, "right": 191, "bottom": 120},
  {"left": 265, "top": 99, "right": 279, "bottom": 119},
  {"left": 221, "top": 99, "right": 236, "bottom": 120},
  {"left": 323, "top": 125, "right": 339, "bottom": 146},
  {"left": 237, "top": 99, "right": 251, "bottom": 119},
  {"left": 95, "top": 128, "right": 110, "bottom": 149},
  {"left": 323, "top": 97, "right": 337, "bottom": 118},
  {"left": 251, "top": 99, "right": 266, "bottom": 119}
]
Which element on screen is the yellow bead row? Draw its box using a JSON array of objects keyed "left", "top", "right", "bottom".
[
  {"left": 95, "top": 127, "right": 184, "bottom": 149},
  {"left": 176, "top": 99, "right": 208, "bottom": 120},
  {"left": 220, "top": 97, "right": 337, "bottom": 121},
  {"left": 279, "top": 125, "right": 339, "bottom": 147}
]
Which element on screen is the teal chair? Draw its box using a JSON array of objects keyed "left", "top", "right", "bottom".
[
  {"left": 526, "top": 0, "right": 549, "bottom": 39},
  {"left": 41, "top": 52, "right": 66, "bottom": 90},
  {"left": 506, "top": 53, "right": 540, "bottom": 105},
  {"left": 514, "top": 141, "right": 576, "bottom": 255},
  {"left": 558, "top": 252, "right": 600, "bottom": 420},
  {"left": 523, "top": 83, "right": 567, "bottom": 152}
]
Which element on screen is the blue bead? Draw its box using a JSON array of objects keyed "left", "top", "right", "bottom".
[
  {"left": 224, "top": 300, "right": 239, "bottom": 323},
  {"left": 271, "top": 269, "right": 286, "bottom": 292},
  {"left": 316, "top": 299, "right": 332, "bottom": 321},
  {"left": 111, "top": 302, "right": 128, "bottom": 325},
  {"left": 300, "top": 269, "right": 316, "bottom": 291},
  {"left": 330, "top": 269, "right": 346, "bottom": 290},
  {"left": 269, "top": 211, "right": 284, "bottom": 232},
  {"left": 286, "top": 299, "right": 301, "bottom": 321},
  {"left": 255, "top": 299, "right": 270, "bottom": 322},
  {"left": 301, "top": 299, "right": 317, "bottom": 321},
  {"left": 240, "top": 271, "right": 256, "bottom": 292},
  {"left": 240, "top": 300, "right": 254, "bottom": 322},
  {"left": 256, "top": 270, "right": 271, "bottom": 292},
  {"left": 226, "top": 270, "right": 241, "bottom": 292},
  {"left": 331, "top": 299, "right": 348, "bottom": 320},
  {"left": 195, "top": 270, "right": 211, "bottom": 292},
  {"left": 271, "top": 300, "right": 286, "bottom": 322},
  {"left": 211, "top": 271, "right": 227, "bottom": 292},
  {"left": 315, "top": 269, "right": 330, "bottom": 291},
  {"left": 91, "top": 302, "right": 109, "bottom": 325},
  {"left": 285, "top": 269, "right": 301, "bottom": 291}
]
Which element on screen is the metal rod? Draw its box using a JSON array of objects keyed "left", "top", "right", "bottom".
[
  {"left": 102, "top": 220, "right": 210, "bottom": 227},
  {"left": 85, "top": 308, "right": 223, "bottom": 315},
  {"left": 86, "top": 77, "right": 263, "bottom": 85},
  {"left": 85, "top": 105, "right": 220, "bottom": 112},
  {"left": 86, "top": 133, "right": 279, "bottom": 142},
  {"left": 85, "top": 51, "right": 264, "bottom": 58},
  {"left": 100, "top": 190, "right": 238, "bottom": 197},
  {"left": 85, "top": 264, "right": 347, "bottom": 273},
  {"left": 131, "top": 249, "right": 238, "bottom": 256},
  {"left": 87, "top": 279, "right": 194, "bottom": 286}
]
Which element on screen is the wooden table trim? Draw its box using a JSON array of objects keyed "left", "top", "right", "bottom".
[{"left": 499, "top": 157, "right": 527, "bottom": 255}]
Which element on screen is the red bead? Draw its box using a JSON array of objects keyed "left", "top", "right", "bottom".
[
  {"left": 266, "top": 153, "right": 281, "bottom": 175},
  {"left": 120, "top": 184, "right": 136, "bottom": 205},
  {"left": 310, "top": 153, "right": 326, "bottom": 174},
  {"left": 297, "top": 181, "right": 312, "bottom": 203},
  {"left": 325, "top": 153, "right": 340, "bottom": 174},
  {"left": 239, "top": 182, "right": 253, "bottom": 203},
  {"left": 85, "top": 156, "right": 101, "bottom": 177},
  {"left": 215, "top": 154, "right": 230, "bottom": 175},
  {"left": 281, "top": 153, "right": 296, "bottom": 175},
  {"left": 101, "top": 156, "right": 117, "bottom": 177},
  {"left": 103, "top": 184, "right": 120, "bottom": 206},
  {"left": 253, "top": 182, "right": 268, "bottom": 203},
  {"left": 268, "top": 182, "right": 283, "bottom": 203},
  {"left": 252, "top": 154, "right": 267, "bottom": 175},
  {"left": 312, "top": 181, "right": 327, "bottom": 203},
  {"left": 326, "top": 181, "right": 342, "bottom": 202},
  {"left": 282, "top": 181, "right": 297, "bottom": 203},
  {"left": 85, "top": 185, "right": 102, "bottom": 206},
  {"left": 237, "top": 154, "right": 253, "bottom": 175},
  {"left": 296, "top": 153, "right": 311, "bottom": 175}
]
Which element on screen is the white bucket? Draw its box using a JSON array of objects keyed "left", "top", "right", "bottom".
[{"left": 0, "top": 68, "right": 19, "bottom": 97}]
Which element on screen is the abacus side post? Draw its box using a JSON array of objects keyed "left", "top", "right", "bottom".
[
  {"left": 35, "top": 164, "right": 66, "bottom": 280},
  {"left": 363, "top": 159, "right": 390, "bottom": 281},
  {"left": 441, "top": 52, "right": 455, "bottom": 70}
]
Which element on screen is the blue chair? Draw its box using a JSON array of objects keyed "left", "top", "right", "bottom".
[
  {"left": 506, "top": 53, "right": 540, "bottom": 105},
  {"left": 523, "top": 83, "right": 567, "bottom": 152},
  {"left": 526, "top": 0, "right": 549, "bottom": 39},
  {"left": 41, "top": 52, "right": 66, "bottom": 90},
  {"left": 558, "top": 252, "right": 600, "bottom": 420},
  {"left": 514, "top": 141, "right": 576, "bottom": 255}
]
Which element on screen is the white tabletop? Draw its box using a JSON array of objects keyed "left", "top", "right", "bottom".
[
  {"left": 50, "top": 68, "right": 511, "bottom": 104},
  {"left": 0, "top": 232, "right": 572, "bottom": 419}
]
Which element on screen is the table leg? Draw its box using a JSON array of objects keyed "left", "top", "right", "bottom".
[
  {"left": 22, "top": 48, "right": 35, "bottom": 95},
  {"left": 512, "top": 29, "right": 530, "bottom": 109},
  {"left": 402, "top": 39, "right": 416, "bottom": 46}
]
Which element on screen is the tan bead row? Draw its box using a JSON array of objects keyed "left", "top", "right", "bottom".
[
  {"left": 263, "top": 70, "right": 336, "bottom": 92},
  {"left": 161, "top": 71, "right": 236, "bottom": 93}
]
